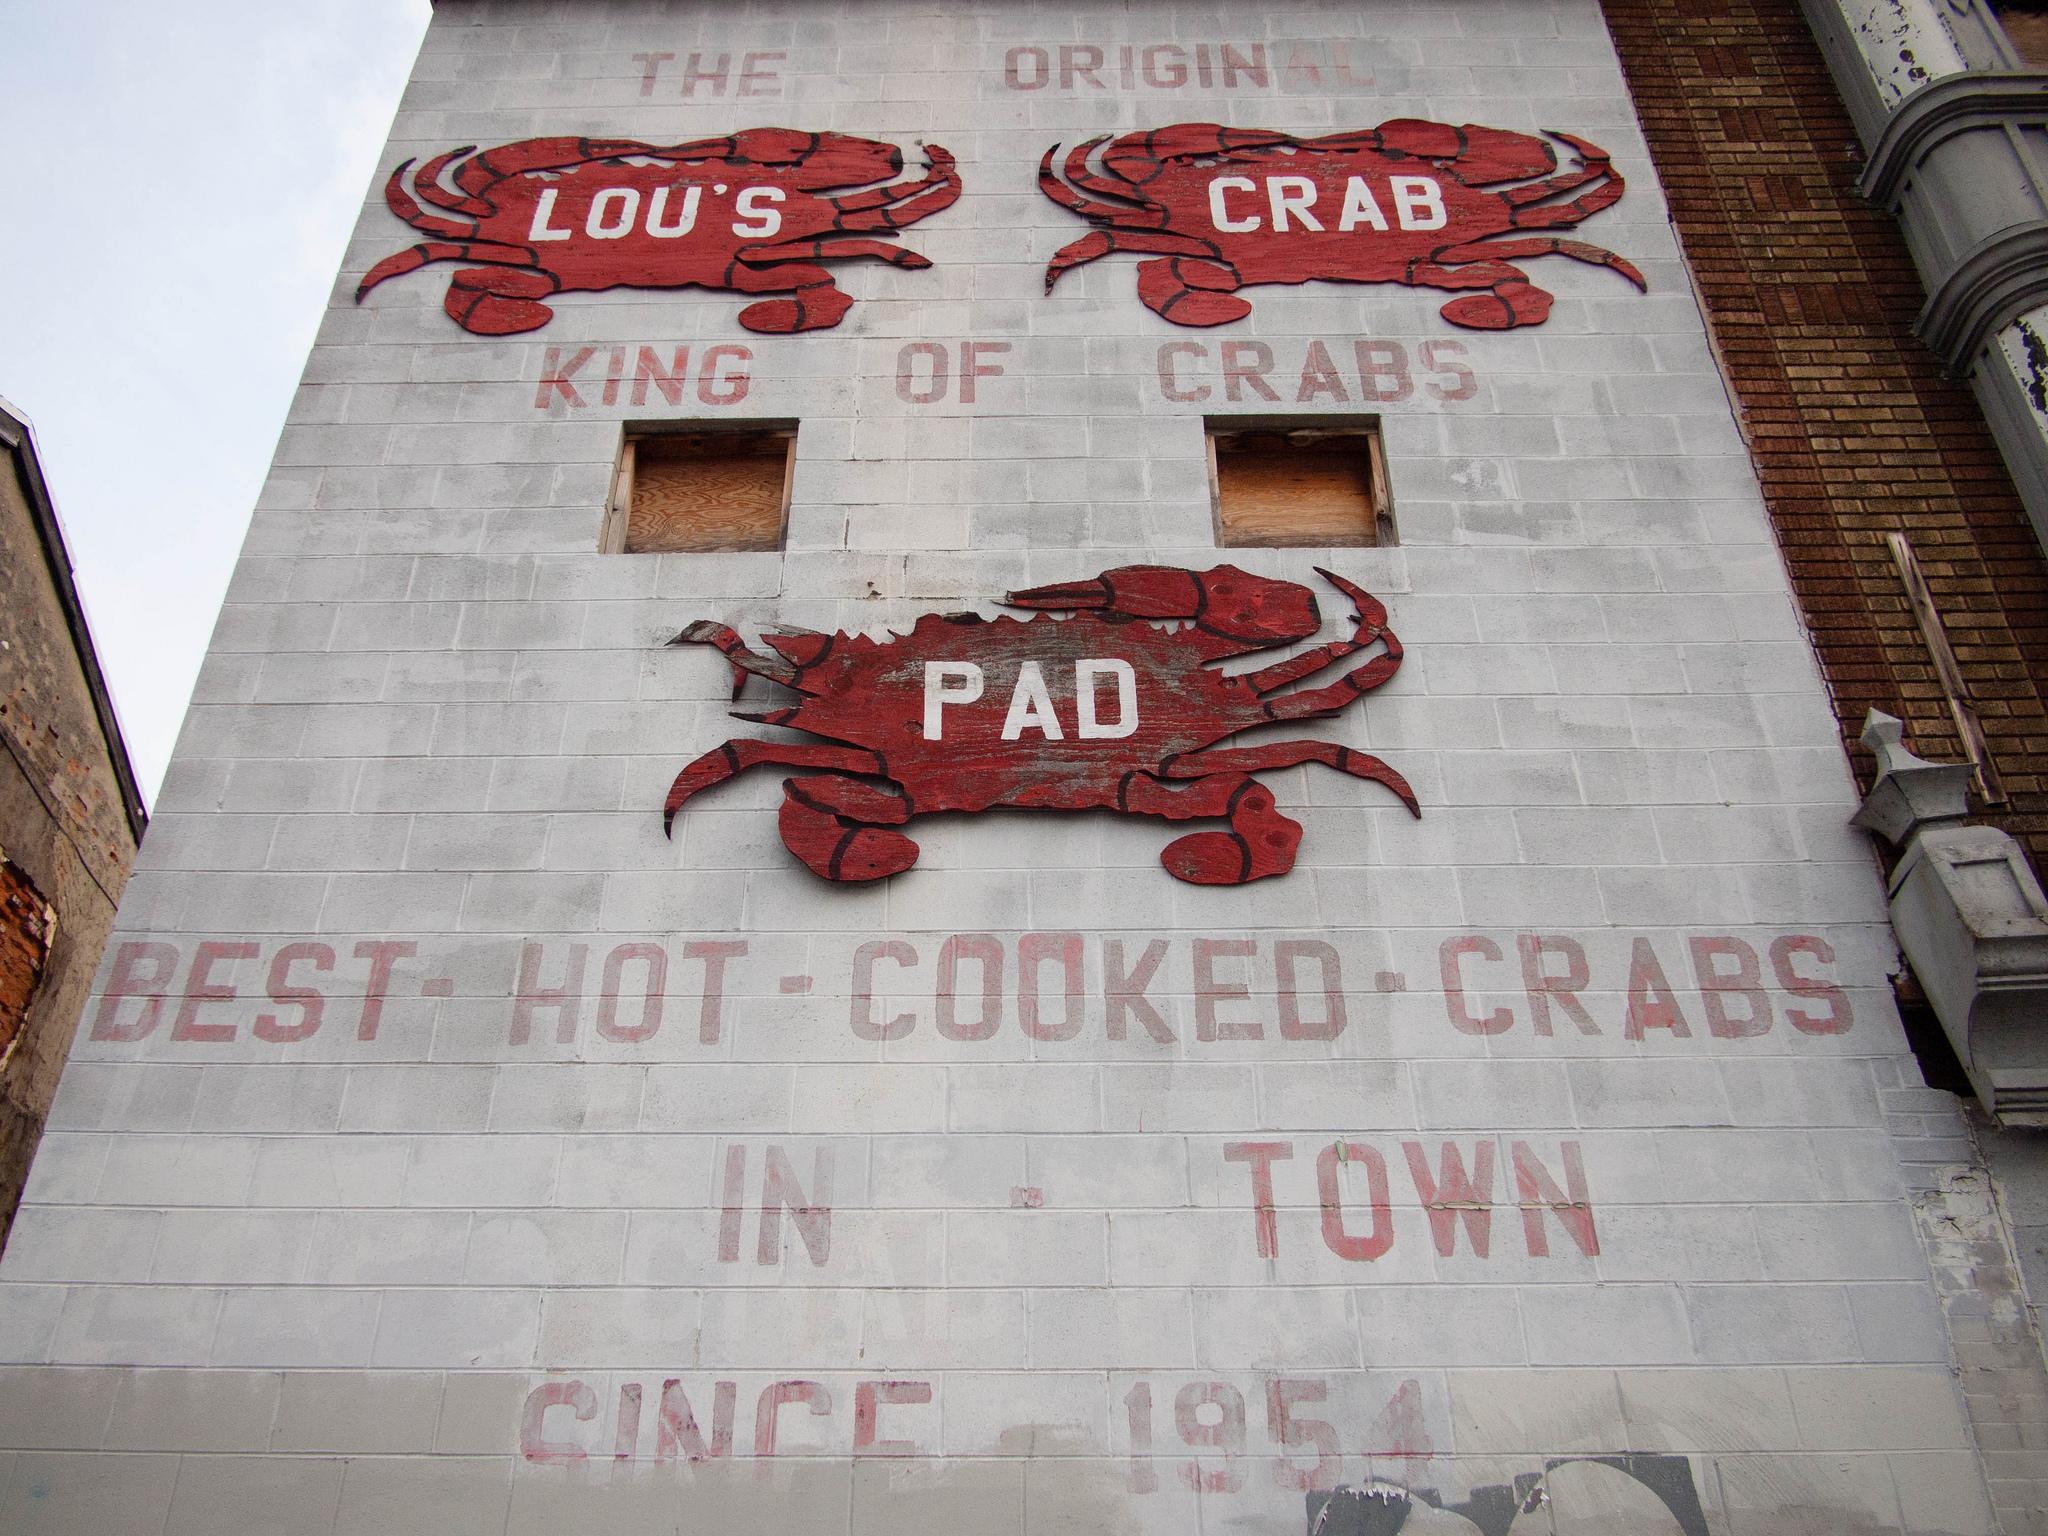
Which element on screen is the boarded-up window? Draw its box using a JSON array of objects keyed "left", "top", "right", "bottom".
[
  {"left": 1207, "top": 421, "right": 1394, "bottom": 548},
  {"left": 603, "top": 426, "right": 795, "bottom": 554},
  {"left": 0, "top": 857, "right": 54, "bottom": 1067},
  {"left": 1995, "top": 2, "right": 2048, "bottom": 67}
]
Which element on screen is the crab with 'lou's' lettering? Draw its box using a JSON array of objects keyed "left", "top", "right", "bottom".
[{"left": 357, "top": 127, "right": 958, "bottom": 335}]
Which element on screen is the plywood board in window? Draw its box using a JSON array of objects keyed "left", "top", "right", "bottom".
[
  {"left": 625, "top": 432, "right": 790, "bottom": 553},
  {"left": 2003, "top": 11, "right": 2048, "bottom": 67},
  {"left": 1213, "top": 432, "right": 1380, "bottom": 547}
]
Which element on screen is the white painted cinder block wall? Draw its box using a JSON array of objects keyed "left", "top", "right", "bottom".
[{"left": 0, "top": 1, "right": 2003, "bottom": 1531}]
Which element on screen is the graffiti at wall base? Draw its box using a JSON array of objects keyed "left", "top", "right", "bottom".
[{"left": 1308, "top": 1456, "right": 1707, "bottom": 1536}]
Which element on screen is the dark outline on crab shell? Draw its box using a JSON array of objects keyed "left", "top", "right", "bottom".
[
  {"left": 356, "top": 127, "right": 960, "bottom": 335},
  {"left": 1038, "top": 119, "right": 1646, "bottom": 330},
  {"left": 659, "top": 565, "right": 1422, "bottom": 887}
]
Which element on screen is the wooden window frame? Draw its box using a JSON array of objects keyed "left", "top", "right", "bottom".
[
  {"left": 602, "top": 420, "right": 799, "bottom": 555},
  {"left": 1204, "top": 415, "right": 1396, "bottom": 549}
]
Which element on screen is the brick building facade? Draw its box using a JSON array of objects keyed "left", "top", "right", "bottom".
[
  {"left": 0, "top": 401, "right": 146, "bottom": 1259},
  {"left": 1, "top": 1, "right": 2045, "bottom": 1531}
]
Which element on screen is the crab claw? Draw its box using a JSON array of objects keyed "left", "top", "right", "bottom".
[
  {"left": 1007, "top": 565, "right": 1203, "bottom": 618},
  {"left": 1311, "top": 566, "right": 1389, "bottom": 634},
  {"left": 1007, "top": 564, "right": 1322, "bottom": 644},
  {"left": 1100, "top": 124, "right": 1288, "bottom": 181},
  {"left": 670, "top": 619, "right": 798, "bottom": 699},
  {"left": 763, "top": 627, "right": 833, "bottom": 668},
  {"left": 1004, "top": 576, "right": 1111, "bottom": 611}
]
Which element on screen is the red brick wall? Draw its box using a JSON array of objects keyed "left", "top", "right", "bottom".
[
  {"left": 1, "top": 448, "right": 140, "bottom": 1256},
  {"left": 1602, "top": 0, "right": 2048, "bottom": 868},
  {"left": 0, "top": 859, "right": 52, "bottom": 1062}
]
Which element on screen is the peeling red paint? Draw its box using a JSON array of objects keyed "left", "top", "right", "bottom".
[
  {"left": 1042, "top": 120, "right": 1644, "bottom": 329},
  {"left": 359, "top": 129, "right": 958, "bottom": 335},
  {"left": 665, "top": 565, "right": 1417, "bottom": 885}
]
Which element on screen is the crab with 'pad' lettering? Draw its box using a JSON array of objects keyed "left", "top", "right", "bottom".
[
  {"left": 663, "top": 566, "right": 1419, "bottom": 885},
  {"left": 356, "top": 128, "right": 958, "bottom": 335},
  {"left": 1040, "top": 119, "right": 1645, "bottom": 329}
]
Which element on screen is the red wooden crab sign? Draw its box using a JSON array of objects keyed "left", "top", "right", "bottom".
[
  {"left": 357, "top": 128, "right": 958, "bottom": 334},
  {"left": 663, "top": 566, "right": 1419, "bottom": 885},
  {"left": 1040, "top": 119, "right": 1645, "bottom": 329}
]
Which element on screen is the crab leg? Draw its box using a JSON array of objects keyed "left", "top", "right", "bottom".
[
  {"left": 1298, "top": 129, "right": 1403, "bottom": 156},
  {"left": 407, "top": 147, "right": 484, "bottom": 216},
  {"left": 1046, "top": 229, "right": 1220, "bottom": 292},
  {"left": 784, "top": 774, "right": 911, "bottom": 824},
  {"left": 1038, "top": 138, "right": 1112, "bottom": 202},
  {"left": 670, "top": 620, "right": 799, "bottom": 697},
  {"left": 381, "top": 158, "right": 475, "bottom": 237},
  {"left": 826, "top": 147, "right": 961, "bottom": 226},
  {"left": 1232, "top": 569, "right": 1406, "bottom": 724},
  {"left": 1404, "top": 257, "right": 1557, "bottom": 330},
  {"left": 442, "top": 267, "right": 560, "bottom": 335},
  {"left": 356, "top": 240, "right": 540, "bottom": 300},
  {"left": 1039, "top": 177, "right": 1165, "bottom": 225},
  {"left": 732, "top": 628, "right": 839, "bottom": 712},
  {"left": 1136, "top": 257, "right": 1249, "bottom": 326},
  {"left": 664, "top": 742, "right": 885, "bottom": 835},
  {"left": 1434, "top": 235, "right": 1645, "bottom": 288},
  {"left": 1162, "top": 742, "right": 1420, "bottom": 817},
  {"left": 1123, "top": 771, "right": 1304, "bottom": 885},
  {"left": 1259, "top": 648, "right": 1405, "bottom": 723},
  {"left": 1510, "top": 176, "right": 1627, "bottom": 229},
  {"left": 1496, "top": 161, "right": 1611, "bottom": 207},
  {"left": 1104, "top": 125, "right": 1289, "bottom": 174},
  {"left": 722, "top": 262, "right": 857, "bottom": 334},
  {"left": 1057, "top": 139, "right": 1160, "bottom": 206},
  {"left": 1239, "top": 569, "right": 1388, "bottom": 694},
  {"left": 736, "top": 238, "right": 932, "bottom": 268},
  {"left": 761, "top": 625, "right": 834, "bottom": 667},
  {"left": 1243, "top": 638, "right": 1366, "bottom": 694},
  {"left": 1405, "top": 255, "right": 1527, "bottom": 290},
  {"left": 831, "top": 180, "right": 962, "bottom": 232},
  {"left": 779, "top": 773, "right": 918, "bottom": 882},
  {"left": 1038, "top": 142, "right": 1168, "bottom": 226},
  {"left": 1119, "top": 769, "right": 1244, "bottom": 819},
  {"left": 1546, "top": 132, "right": 1621, "bottom": 169},
  {"left": 827, "top": 166, "right": 951, "bottom": 212},
  {"left": 1262, "top": 645, "right": 1403, "bottom": 719}
]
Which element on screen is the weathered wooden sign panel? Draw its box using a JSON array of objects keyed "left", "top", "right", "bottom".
[
  {"left": 665, "top": 566, "right": 1417, "bottom": 883},
  {"left": 358, "top": 128, "right": 959, "bottom": 333},
  {"left": 1040, "top": 120, "right": 1645, "bottom": 328}
]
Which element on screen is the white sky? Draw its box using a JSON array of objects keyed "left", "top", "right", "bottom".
[{"left": 0, "top": 0, "right": 432, "bottom": 805}]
